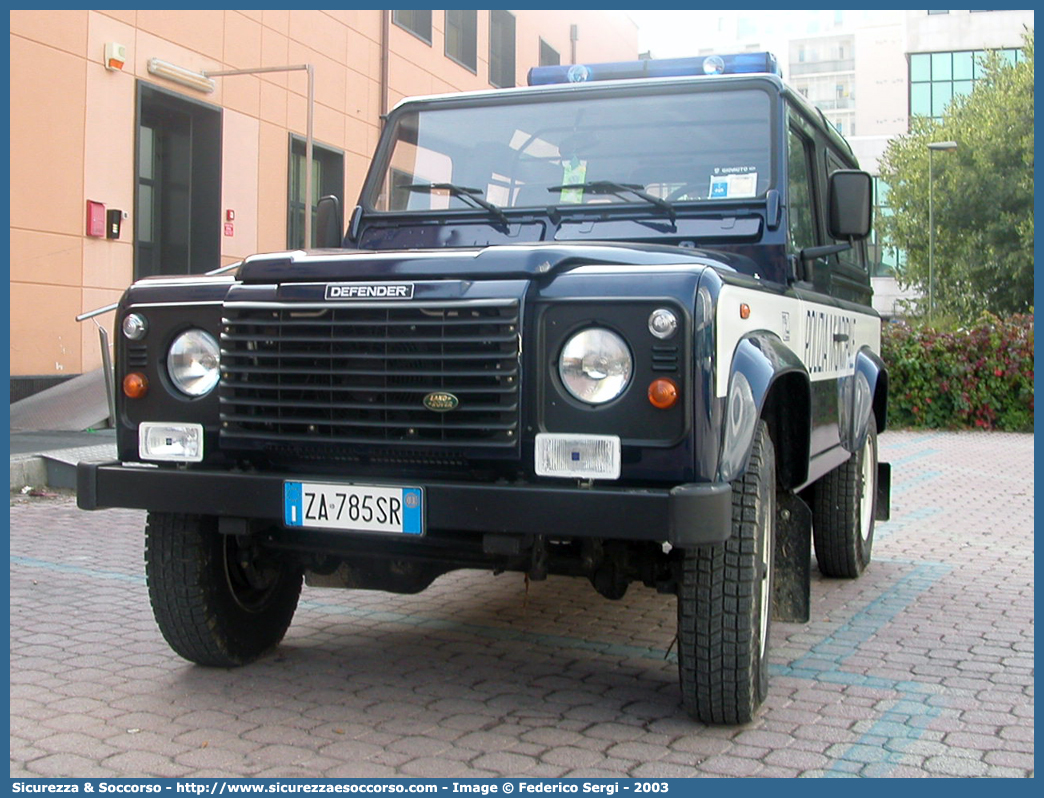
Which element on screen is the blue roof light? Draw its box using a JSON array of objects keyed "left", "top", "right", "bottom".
[{"left": 527, "top": 52, "right": 780, "bottom": 86}]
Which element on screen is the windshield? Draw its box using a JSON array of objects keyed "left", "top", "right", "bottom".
[{"left": 368, "top": 87, "right": 774, "bottom": 213}]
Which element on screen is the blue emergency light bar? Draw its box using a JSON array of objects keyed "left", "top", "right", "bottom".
[{"left": 527, "top": 52, "right": 780, "bottom": 86}]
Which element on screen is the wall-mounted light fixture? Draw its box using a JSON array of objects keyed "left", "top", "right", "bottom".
[{"left": 146, "top": 58, "right": 215, "bottom": 93}]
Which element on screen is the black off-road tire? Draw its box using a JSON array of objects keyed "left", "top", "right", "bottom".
[
  {"left": 812, "top": 416, "right": 879, "bottom": 578},
  {"left": 145, "top": 512, "right": 302, "bottom": 666},
  {"left": 677, "top": 421, "right": 776, "bottom": 725}
]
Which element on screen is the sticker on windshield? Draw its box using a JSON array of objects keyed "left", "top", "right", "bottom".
[
  {"left": 709, "top": 170, "right": 758, "bottom": 199},
  {"left": 560, "top": 157, "right": 587, "bottom": 203}
]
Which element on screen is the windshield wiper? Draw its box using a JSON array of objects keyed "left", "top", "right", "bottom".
[
  {"left": 546, "top": 180, "right": 676, "bottom": 223},
  {"left": 405, "top": 182, "right": 509, "bottom": 226}
]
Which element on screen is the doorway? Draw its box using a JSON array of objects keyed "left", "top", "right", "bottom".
[{"left": 135, "top": 83, "right": 221, "bottom": 279}]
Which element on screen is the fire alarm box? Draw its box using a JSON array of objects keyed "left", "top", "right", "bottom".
[
  {"left": 107, "top": 209, "right": 123, "bottom": 239},
  {"left": 104, "top": 42, "right": 127, "bottom": 71},
  {"left": 86, "top": 200, "right": 106, "bottom": 237}
]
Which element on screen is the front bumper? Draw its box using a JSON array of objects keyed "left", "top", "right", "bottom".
[{"left": 77, "top": 462, "right": 733, "bottom": 547}]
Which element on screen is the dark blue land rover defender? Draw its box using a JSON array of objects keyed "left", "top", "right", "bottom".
[{"left": 78, "top": 53, "right": 890, "bottom": 724}]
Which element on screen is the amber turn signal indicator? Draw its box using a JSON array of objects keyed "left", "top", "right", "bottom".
[
  {"left": 739, "top": 303, "right": 751, "bottom": 319},
  {"left": 123, "top": 372, "right": 149, "bottom": 399},
  {"left": 648, "top": 378, "right": 679, "bottom": 409}
]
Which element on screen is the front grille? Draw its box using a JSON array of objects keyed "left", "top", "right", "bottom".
[{"left": 219, "top": 301, "right": 520, "bottom": 452}]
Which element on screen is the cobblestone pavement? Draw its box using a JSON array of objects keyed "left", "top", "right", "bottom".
[{"left": 10, "top": 431, "right": 1034, "bottom": 778}]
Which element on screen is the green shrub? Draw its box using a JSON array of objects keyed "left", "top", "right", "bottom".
[{"left": 881, "top": 313, "right": 1034, "bottom": 431}]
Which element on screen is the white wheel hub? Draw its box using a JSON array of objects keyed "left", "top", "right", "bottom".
[
  {"left": 858, "top": 432, "right": 876, "bottom": 542},
  {"left": 758, "top": 488, "right": 773, "bottom": 659}
]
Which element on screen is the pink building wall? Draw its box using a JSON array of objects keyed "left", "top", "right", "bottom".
[{"left": 9, "top": 10, "right": 638, "bottom": 377}]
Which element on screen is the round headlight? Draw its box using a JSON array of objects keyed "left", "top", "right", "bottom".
[
  {"left": 167, "top": 329, "right": 220, "bottom": 397},
  {"left": 558, "top": 328, "right": 633, "bottom": 405}
]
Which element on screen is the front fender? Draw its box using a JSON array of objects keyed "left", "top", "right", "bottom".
[
  {"left": 719, "top": 332, "right": 810, "bottom": 485},
  {"left": 839, "top": 347, "right": 887, "bottom": 452}
]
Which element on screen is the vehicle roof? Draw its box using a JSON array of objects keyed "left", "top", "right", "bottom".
[{"left": 390, "top": 71, "right": 786, "bottom": 110}]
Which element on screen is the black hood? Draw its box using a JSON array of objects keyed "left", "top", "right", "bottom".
[{"left": 235, "top": 242, "right": 743, "bottom": 283}]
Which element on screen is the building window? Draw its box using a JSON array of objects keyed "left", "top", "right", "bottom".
[
  {"left": 489, "top": 10, "right": 516, "bottom": 88},
  {"left": 910, "top": 47, "right": 1023, "bottom": 119},
  {"left": 869, "top": 177, "right": 906, "bottom": 277},
  {"left": 539, "top": 38, "right": 560, "bottom": 67},
  {"left": 393, "top": 10, "right": 432, "bottom": 44},
  {"left": 287, "top": 136, "right": 345, "bottom": 249},
  {"left": 445, "top": 10, "right": 477, "bottom": 72}
]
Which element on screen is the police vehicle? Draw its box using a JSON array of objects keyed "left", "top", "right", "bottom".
[{"left": 78, "top": 52, "right": 890, "bottom": 724}]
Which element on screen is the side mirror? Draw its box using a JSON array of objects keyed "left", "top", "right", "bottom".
[
  {"left": 315, "top": 195, "right": 343, "bottom": 249},
  {"left": 828, "top": 170, "right": 872, "bottom": 240}
]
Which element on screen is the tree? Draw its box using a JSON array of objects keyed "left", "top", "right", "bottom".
[{"left": 878, "top": 30, "right": 1033, "bottom": 323}]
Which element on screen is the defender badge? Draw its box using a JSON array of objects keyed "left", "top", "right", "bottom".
[
  {"left": 423, "top": 392, "right": 459, "bottom": 412},
  {"left": 325, "top": 282, "right": 414, "bottom": 300}
]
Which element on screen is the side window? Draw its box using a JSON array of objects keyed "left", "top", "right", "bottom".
[
  {"left": 787, "top": 127, "right": 817, "bottom": 253},
  {"left": 826, "top": 150, "right": 866, "bottom": 271}
]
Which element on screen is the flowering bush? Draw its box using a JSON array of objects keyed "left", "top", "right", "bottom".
[{"left": 881, "top": 313, "right": 1034, "bottom": 431}]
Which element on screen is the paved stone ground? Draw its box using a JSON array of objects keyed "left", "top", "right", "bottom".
[{"left": 9, "top": 431, "right": 1034, "bottom": 778}]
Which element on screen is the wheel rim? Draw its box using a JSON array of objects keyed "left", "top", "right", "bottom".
[
  {"left": 858, "top": 432, "right": 876, "bottom": 542},
  {"left": 223, "top": 538, "right": 282, "bottom": 613}
]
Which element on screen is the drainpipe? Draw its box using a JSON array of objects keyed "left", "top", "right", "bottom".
[{"left": 380, "top": 10, "right": 391, "bottom": 128}]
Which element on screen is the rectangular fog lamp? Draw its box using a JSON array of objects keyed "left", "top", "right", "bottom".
[
  {"left": 139, "top": 422, "right": 204, "bottom": 462},
  {"left": 535, "top": 433, "right": 621, "bottom": 480}
]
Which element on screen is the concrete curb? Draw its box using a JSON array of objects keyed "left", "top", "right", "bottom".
[
  {"left": 10, "top": 442, "right": 117, "bottom": 492},
  {"left": 10, "top": 455, "right": 48, "bottom": 492}
]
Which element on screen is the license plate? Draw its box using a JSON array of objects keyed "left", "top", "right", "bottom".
[{"left": 284, "top": 482, "right": 423, "bottom": 535}]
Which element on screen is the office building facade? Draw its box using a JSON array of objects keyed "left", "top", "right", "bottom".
[{"left": 10, "top": 10, "right": 637, "bottom": 391}]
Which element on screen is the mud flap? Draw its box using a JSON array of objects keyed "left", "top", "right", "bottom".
[
  {"left": 773, "top": 490, "right": 812, "bottom": 623},
  {"left": 876, "top": 462, "right": 891, "bottom": 522}
]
